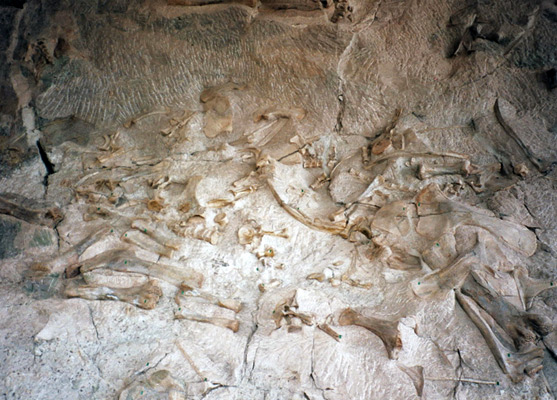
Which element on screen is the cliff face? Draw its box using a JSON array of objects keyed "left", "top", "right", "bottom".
[{"left": 0, "top": 1, "right": 556, "bottom": 399}]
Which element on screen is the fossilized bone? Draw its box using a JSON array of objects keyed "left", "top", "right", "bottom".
[
  {"left": 318, "top": 323, "right": 341, "bottom": 342},
  {"left": 160, "top": 110, "right": 195, "bottom": 137},
  {"left": 65, "top": 279, "right": 162, "bottom": 310},
  {"left": 513, "top": 266, "right": 557, "bottom": 309},
  {"left": 237, "top": 224, "right": 289, "bottom": 246},
  {"left": 261, "top": 0, "right": 325, "bottom": 11},
  {"left": 121, "top": 230, "right": 174, "bottom": 258},
  {"left": 456, "top": 290, "right": 545, "bottom": 382},
  {"left": 77, "top": 249, "right": 204, "bottom": 287},
  {"left": 130, "top": 220, "right": 181, "bottom": 251},
  {"left": 0, "top": 193, "right": 63, "bottom": 228},
  {"left": 98, "top": 131, "right": 121, "bottom": 152},
  {"left": 170, "top": 216, "right": 219, "bottom": 245},
  {"left": 411, "top": 252, "right": 479, "bottom": 299},
  {"left": 200, "top": 83, "right": 244, "bottom": 138},
  {"left": 175, "top": 311, "right": 239, "bottom": 332},
  {"left": 213, "top": 212, "right": 228, "bottom": 227},
  {"left": 415, "top": 159, "right": 472, "bottom": 180},
  {"left": 414, "top": 184, "right": 537, "bottom": 256},
  {"left": 338, "top": 308, "right": 402, "bottom": 359},
  {"left": 168, "top": 0, "right": 256, "bottom": 6},
  {"left": 176, "top": 283, "right": 242, "bottom": 313},
  {"left": 398, "top": 365, "right": 424, "bottom": 397},
  {"left": 494, "top": 98, "right": 552, "bottom": 172},
  {"left": 39, "top": 227, "right": 110, "bottom": 277},
  {"left": 461, "top": 272, "right": 553, "bottom": 350}
]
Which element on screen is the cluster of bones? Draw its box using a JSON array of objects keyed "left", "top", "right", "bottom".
[{"left": 13, "top": 82, "right": 556, "bottom": 395}]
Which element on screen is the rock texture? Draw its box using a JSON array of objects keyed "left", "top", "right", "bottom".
[{"left": 0, "top": 0, "right": 556, "bottom": 399}]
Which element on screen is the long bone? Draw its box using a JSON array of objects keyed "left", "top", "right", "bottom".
[
  {"left": 456, "top": 290, "right": 544, "bottom": 382},
  {"left": 416, "top": 159, "right": 472, "bottom": 180},
  {"left": 121, "top": 230, "right": 174, "bottom": 258},
  {"left": 175, "top": 311, "right": 239, "bottom": 333},
  {"left": 0, "top": 193, "right": 63, "bottom": 228},
  {"left": 461, "top": 272, "right": 553, "bottom": 350},
  {"left": 176, "top": 283, "right": 242, "bottom": 313},
  {"left": 130, "top": 220, "right": 181, "bottom": 251},
  {"left": 65, "top": 279, "right": 162, "bottom": 310},
  {"left": 77, "top": 249, "right": 204, "bottom": 288},
  {"left": 338, "top": 308, "right": 402, "bottom": 360}
]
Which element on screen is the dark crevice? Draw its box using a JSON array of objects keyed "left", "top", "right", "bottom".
[
  {"left": 334, "top": 93, "right": 345, "bottom": 134},
  {"left": 36, "top": 140, "right": 55, "bottom": 185}
]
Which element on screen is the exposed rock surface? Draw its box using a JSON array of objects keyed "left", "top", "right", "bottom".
[{"left": 0, "top": 0, "right": 556, "bottom": 399}]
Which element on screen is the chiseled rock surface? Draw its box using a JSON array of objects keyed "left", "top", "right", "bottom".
[{"left": 0, "top": 0, "right": 556, "bottom": 399}]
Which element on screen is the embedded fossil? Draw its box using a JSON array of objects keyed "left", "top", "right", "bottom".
[
  {"left": 0, "top": 193, "right": 63, "bottom": 228},
  {"left": 65, "top": 279, "right": 162, "bottom": 310},
  {"left": 176, "top": 283, "right": 242, "bottom": 313},
  {"left": 76, "top": 249, "right": 204, "bottom": 288},
  {"left": 174, "top": 311, "right": 240, "bottom": 333},
  {"left": 338, "top": 308, "right": 402, "bottom": 360}
]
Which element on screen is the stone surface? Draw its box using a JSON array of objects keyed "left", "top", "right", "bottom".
[{"left": 0, "top": 1, "right": 556, "bottom": 399}]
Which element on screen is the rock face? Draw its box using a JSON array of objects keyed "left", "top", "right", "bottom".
[{"left": 0, "top": 0, "right": 556, "bottom": 399}]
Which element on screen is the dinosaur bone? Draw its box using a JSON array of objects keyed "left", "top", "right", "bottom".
[
  {"left": 176, "top": 283, "right": 242, "bottom": 313},
  {"left": 456, "top": 290, "right": 544, "bottom": 383},
  {"left": 175, "top": 311, "right": 239, "bottom": 332},
  {"left": 65, "top": 279, "right": 162, "bottom": 310},
  {"left": 77, "top": 249, "right": 204, "bottom": 287},
  {"left": 338, "top": 308, "right": 402, "bottom": 359}
]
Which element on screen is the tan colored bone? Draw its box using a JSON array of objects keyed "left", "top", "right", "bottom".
[
  {"left": 338, "top": 308, "right": 402, "bottom": 360},
  {"left": 398, "top": 365, "right": 424, "bottom": 397},
  {"left": 0, "top": 194, "right": 63, "bottom": 228},
  {"left": 131, "top": 220, "right": 181, "bottom": 251},
  {"left": 417, "top": 159, "right": 472, "bottom": 179},
  {"left": 176, "top": 283, "right": 242, "bottom": 313},
  {"left": 65, "top": 279, "right": 162, "bottom": 310},
  {"left": 513, "top": 266, "right": 557, "bottom": 309},
  {"left": 121, "top": 230, "right": 174, "bottom": 258},
  {"left": 175, "top": 312, "right": 239, "bottom": 333},
  {"left": 456, "top": 290, "right": 544, "bottom": 383},
  {"left": 318, "top": 323, "right": 341, "bottom": 342},
  {"left": 78, "top": 249, "right": 204, "bottom": 287},
  {"left": 411, "top": 253, "right": 479, "bottom": 299}
]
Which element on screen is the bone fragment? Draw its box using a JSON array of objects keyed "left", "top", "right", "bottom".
[
  {"left": 65, "top": 279, "right": 162, "bottom": 310},
  {"left": 398, "top": 365, "right": 424, "bottom": 397},
  {"left": 338, "top": 308, "right": 402, "bottom": 359},
  {"left": 456, "top": 290, "right": 544, "bottom": 382},
  {"left": 417, "top": 159, "right": 472, "bottom": 179},
  {"left": 411, "top": 253, "right": 479, "bottom": 299},
  {"left": 176, "top": 283, "right": 242, "bottom": 313},
  {"left": 121, "top": 230, "right": 174, "bottom": 258},
  {"left": 168, "top": 0, "right": 256, "bottom": 6},
  {"left": 175, "top": 312, "right": 239, "bottom": 332},
  {"left": 131, "top": 220, "right": 181, "bottom": 251},
  {"left": 318, "top": 323, "right": 341, "bottom": 342},
  {"left": 78, "top": 249, "right": 204, "bottom": 287},
  {"left": 513, "top": 266, "right": 557, "bottom": 309},
  {"left": 462, "top": 272, "right": 553, "bottom": 349},
  {"left": 0, "top": 194, "right": 63, "bottom": 228},
  {"left": 214, "top": 212, "right": 228, "bottom": 227}
]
